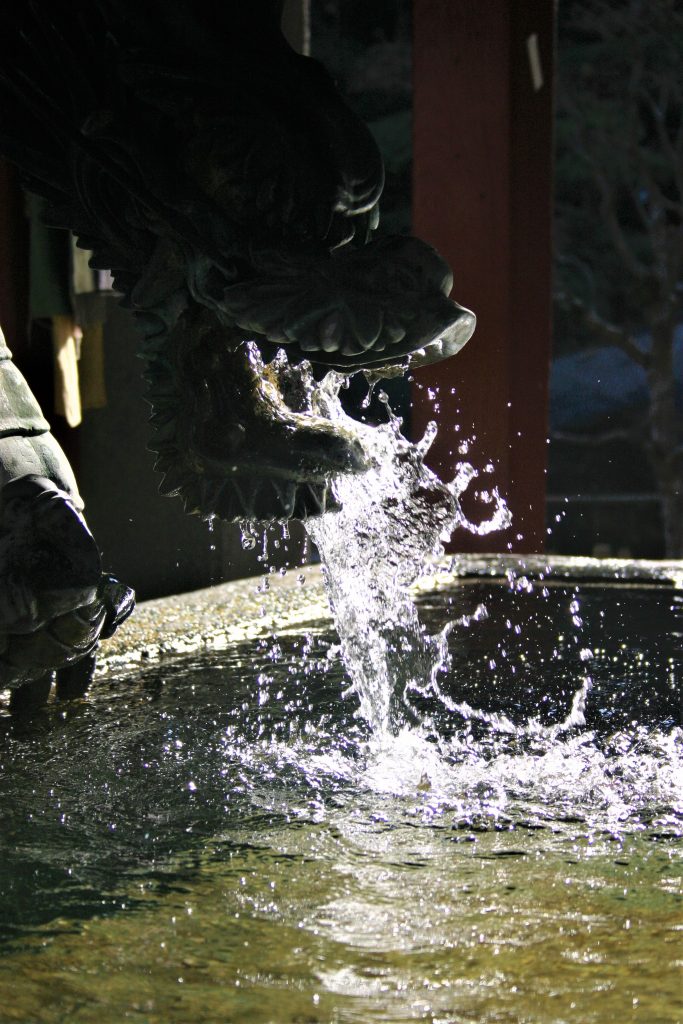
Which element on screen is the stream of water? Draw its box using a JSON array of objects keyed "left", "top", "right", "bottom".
[{"left": 304, "top": 367, "right": 515, "bottom": 743}]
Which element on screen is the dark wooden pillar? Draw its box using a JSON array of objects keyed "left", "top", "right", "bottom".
[{"left": 411, "top": 0, "right": 554, "bottom": 553}]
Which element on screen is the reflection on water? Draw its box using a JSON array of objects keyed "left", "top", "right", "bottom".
[{"left": 0, "top": 581, "right": 680, "bottom": 1022}]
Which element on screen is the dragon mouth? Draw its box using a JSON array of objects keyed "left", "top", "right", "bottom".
[
  {"left": 144, "top": 318, "right": 471, "bottom": 523},
  {"left": 143, "top": 313, "right": 370, "bottom": 523},
  {"left": 142, "top": 235, "right": 476, "bottom": 524}
]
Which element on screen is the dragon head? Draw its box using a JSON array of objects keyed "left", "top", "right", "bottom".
[{"left": 0, "top": 1, "right": 475, "bottom": 522}]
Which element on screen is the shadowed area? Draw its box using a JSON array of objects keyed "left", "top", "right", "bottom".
[{"left": 0, "top": 1, "right": 474, "bottom": 523}]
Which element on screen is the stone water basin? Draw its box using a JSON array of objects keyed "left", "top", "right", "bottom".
[{"left": 0, "top": 555, "right": 680, "bottom": 1023}]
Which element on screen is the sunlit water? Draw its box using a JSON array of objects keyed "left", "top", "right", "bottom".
[
  {"left": 306, "top": 370, "right": 509, "bottom": 740},
  {"left": 0, "top": 358, "right": 681, "bottom": 1021},
  {"left": 0, "top": 579, "right": 680, "bottom": 1022}
]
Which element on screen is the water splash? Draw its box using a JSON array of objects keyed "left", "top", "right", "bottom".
[
  {"left": 305, "top": 370, "right": 511, "bottom": 739},
  {"left": 237, "top": 353, "right": 605, "bottom": 765}
]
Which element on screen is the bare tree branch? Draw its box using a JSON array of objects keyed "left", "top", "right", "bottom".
[
  {"left": 555, "top": 290, "right": 651, "bottom": 369},
  {"left": 591, "top": 161, "right": 654, "bottom": 282},
  {"left": 644, "top": 89, "right": 683, "bottom": 201}
]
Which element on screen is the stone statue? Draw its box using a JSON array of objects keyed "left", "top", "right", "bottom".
[{"left": 0, "top": 1, "right": 474, "bottom": 708}]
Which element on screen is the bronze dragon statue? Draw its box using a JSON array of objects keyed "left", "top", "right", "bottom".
[{"left": 0, "top": 0, "right": 474, "bottom": 708}]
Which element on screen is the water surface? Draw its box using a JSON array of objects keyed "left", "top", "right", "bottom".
[{"left": 0, "top": 580, "right": 680, "bottom": 1023}]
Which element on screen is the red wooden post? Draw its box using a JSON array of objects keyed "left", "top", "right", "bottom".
[{"left": 411, "top": 0, "right": 554, "bottom": 553}]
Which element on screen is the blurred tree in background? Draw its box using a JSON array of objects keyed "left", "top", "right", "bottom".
[{"left": 554, "top": 0, "right": 683, "bottom": 555}]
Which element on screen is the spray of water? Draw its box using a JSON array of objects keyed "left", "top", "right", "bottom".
[
  {"left": 237, "top": 349, "right": 600, "bottom": 752},
  {"left": 228, "top": 350, "right": 681, "bottom": 830},
  {"left": 303, "top": 366, "right": 511, "bottom": 741}
]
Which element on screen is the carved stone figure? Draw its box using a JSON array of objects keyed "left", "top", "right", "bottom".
[
  {"left": 0, "top": 326, "right": 135, "bottom": 708},
  {"left": 0, "top": 1, "right": 474, "bottom": 706}
]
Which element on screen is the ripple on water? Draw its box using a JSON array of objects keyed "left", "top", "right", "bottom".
[{"left": 0, "top": 578, "right": 680, "bottom": 1024}]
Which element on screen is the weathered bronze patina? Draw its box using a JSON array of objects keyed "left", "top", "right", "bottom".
[
  {"left": 0, "top": 1, "right": 474, "bottom": 702},
  {"left": 0, "top": 0, "right": 473, "bottom": 522}
]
